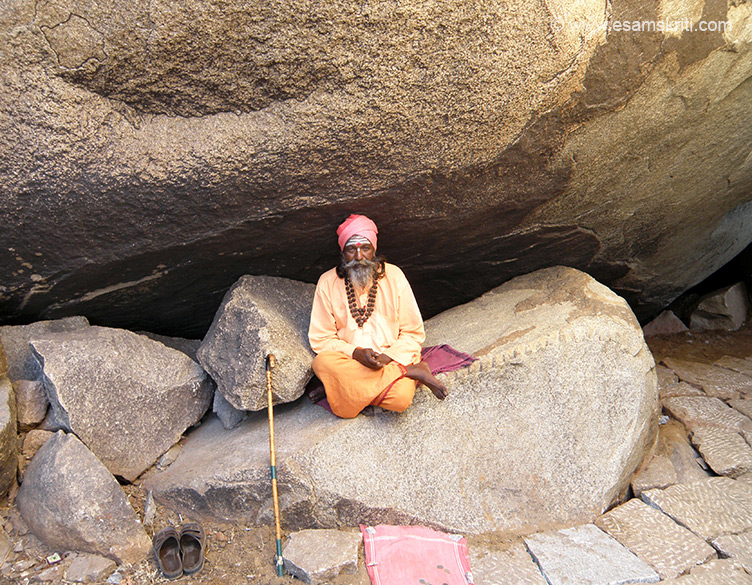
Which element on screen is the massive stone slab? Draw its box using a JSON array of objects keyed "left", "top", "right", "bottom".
[
  {"left": 642, "top": 477, "right": 752, "bottom": 541},
  {"left": 145, "top": 267, "right": 657, "bottom": 535},
  {"left": 2, "top": 0, "right": 752, "bottom": 338},
  {"left": 524, "top": 524, "right": 659, "bottom": 585},
  {"left": 197, "top": 275, "right": 315, "bottom": 411},
  {"left": 31, "top": 326, "right": 213, "bottom": 481},
  {"left": 16, "top": 432, "right": 151, "bottom": 564},
  {"left": 595, "top": 498, "right": 716, "bottom": 579}
]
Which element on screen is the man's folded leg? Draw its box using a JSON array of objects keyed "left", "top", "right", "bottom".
[{"left": 312, "top": 351, "right": 416, "bottom": 418}]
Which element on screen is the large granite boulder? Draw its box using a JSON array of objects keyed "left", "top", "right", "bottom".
[
  {"left": 1, "top": 1, "right": 752, "bottom": 337},
  {"left": 16, "top": 431, "right": 151, "bottom": 564},
  {"left": 145, "top": 267, "right": 657, "bottom": 535},
  {"left": 0, "top": 340, "right": 17, "bottom": 497},
  {"left": 197, "top": 275, "right": 315, "bottom": 411},
  {"left": 31, "top": 326, "right": 213, "bottom": 481}
]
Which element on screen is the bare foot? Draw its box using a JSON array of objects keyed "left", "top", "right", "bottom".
[
  {"left": 405, "top": 361, "right": 449, "bottom": 400},
  {"left": 305, "top": 378, "right": 327, "bottom": 403}
]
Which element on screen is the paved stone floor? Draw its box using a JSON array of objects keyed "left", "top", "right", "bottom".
[{"left": 466, "top": 325, "right": 752, "bottom": 584}]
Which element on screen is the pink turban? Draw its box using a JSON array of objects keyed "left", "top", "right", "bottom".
[{"left": 336, "top": 214, "right": 378, "bottom": 250}]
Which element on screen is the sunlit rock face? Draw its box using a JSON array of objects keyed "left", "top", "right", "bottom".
[{"left": 1, "top": 0, "right": 751, "bottom": 336}]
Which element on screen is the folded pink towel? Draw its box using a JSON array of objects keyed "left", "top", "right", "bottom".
[{"left": 361, "top": 524, "right": 474, "bottom": 585}]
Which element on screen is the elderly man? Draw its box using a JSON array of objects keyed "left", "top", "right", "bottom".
[{"left": 308, "top": 214, "right": 448, "bottom": 418}]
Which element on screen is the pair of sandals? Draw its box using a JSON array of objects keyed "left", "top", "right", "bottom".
[{"left": 152, "top": 523, "right": 206, "bottom": 579}]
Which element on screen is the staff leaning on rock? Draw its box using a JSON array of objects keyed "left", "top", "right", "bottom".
[{"left": 307, "top": 214, "right": 448, "bottom": 418}]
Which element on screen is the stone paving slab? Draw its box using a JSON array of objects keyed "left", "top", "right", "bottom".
[
  {"left": 690, "top": 426, "right": 752, "bottom": 477},
  {"left": 730, "top": 398, "right": 752, "bottom": 421},
  {"left": 642, "top": 476, "right": 752, "bottom": 540},
  {"left": 282, "top": 529, "right": 362, "bottom": 585},
  {"left": 662, "top": 396, "right": 752, "bottom": 433},
  {"left": 594, "top": 498, "right": 716, "bottom": 579},
  {"left": 631, "top": 454, "right": 677, "bottom": 497},
  {"left": 663, "top": 357, "right": 752, "bottom": 399},
  {"left": 523, "top": 524, "right": 659, "bottom": 585},
  {"left": 716, "top": 356, "right": 752, "bottom": 379},
  {"left": 469, "top": 541, "right": 547, "bottom": 585},
  {"left": 658, "top": 559, "right": 752, "bottom": 584},
  {"left": 713, "top": 530, "right": 752, "bottom": 573},
  {"left": 656, "top": 421, "right": 712, "bottom": 485},
  {"left": 661, "top": 382, "right": 705, "bottom": 400}
]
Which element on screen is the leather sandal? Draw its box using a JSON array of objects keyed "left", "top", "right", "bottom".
[
  {"left": 152, "top": 526, "right": 182, "bottom": 580},
  {"left": 180, "top": 522, "right": 207, "bottom": 575}
]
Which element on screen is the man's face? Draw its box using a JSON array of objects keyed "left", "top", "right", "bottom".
[{"left": 342, "top": 242, "right": 375, "bottom": 263}]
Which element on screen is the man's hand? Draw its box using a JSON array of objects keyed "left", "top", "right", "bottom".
[{"left": 353, "top": 347, "right": 390, "bottom": 369}]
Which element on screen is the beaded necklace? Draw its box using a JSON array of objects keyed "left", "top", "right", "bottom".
[{"left": 345, "top": 273, "right": 381, "bottom": 327}]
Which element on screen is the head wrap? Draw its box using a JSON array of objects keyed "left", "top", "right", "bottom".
[{"left": 337, "top": 214, "right": 378, "bottom": 251}]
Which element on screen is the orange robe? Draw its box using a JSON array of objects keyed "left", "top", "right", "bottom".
[{"left": 308, "top": 263, "right": 425, "bottom": 418}]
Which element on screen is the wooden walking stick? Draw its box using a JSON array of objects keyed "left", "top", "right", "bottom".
[{"left": 266, "top": 354, "right": 284, "bottom": 577}]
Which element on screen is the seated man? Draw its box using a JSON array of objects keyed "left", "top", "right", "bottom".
[{"left": 308, "top": 214, "right": 448, "bottom": 418}]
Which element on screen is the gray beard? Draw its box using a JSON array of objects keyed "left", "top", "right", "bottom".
[{"left": 344, "top": 259, "right": 378, "bottom": 291}]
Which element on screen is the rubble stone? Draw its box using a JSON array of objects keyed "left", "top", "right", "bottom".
[
  {"left": 631, "top": 454, "right": 677, "bottom": 497},
  {"left": 712, "top": 531, "right": 752, "bottom": 574},
  {"left": 690, "top": 283, "right": 750, "bottom": 332},
  {"left": 659, "top": 559, "right": 752, "bottom": 584},
  {"left": 65, "top": 554, "right": 117, "bottom": 583},
  {"left": 13, "top": 380, "right": 48, "bottom": 428},
  {"left": 643, "top": 311, "right": 689, "bottom": 336},
  {"left": 282, "top": 529, "right": 361, "bottom": 585}
]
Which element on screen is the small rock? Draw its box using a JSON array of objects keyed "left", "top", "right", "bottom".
[
  {"left": 13, "top": 380, "right": 48, "bottom": 428},
  {"left": 643, "top": 311, "right": 688, "bottom": 336},
  {"left": 0, "top": 376, "right": 17, "bottom": 498},
  {"left": 22, "top": 430, "right": 54, "bottom": 460},
  {"left": 690, "top": 282, "right": 750, "bottom": 332},
  {"left": 157, "top": 444, "right": 182, "bottom": 469},
  {"left": 0, "top": 531, "right": 10, "bottom": 566},
  {"left": 65, "top": 553, "right": 117, "bottom": 583},
  {"left": 37, "top": 565, "right": 63, "bottom": 581},
  {"left": 142, "top": 491, "right": 156, "bottom": 526},
  {"left": 213, "top": 391, "right": 247, "bottom": 430},
  {"left": 282, "top": 529, "right": 361, "bottom": 585},
  {"left": 106, "top": 571, "right": 123, "bottom": 584}
]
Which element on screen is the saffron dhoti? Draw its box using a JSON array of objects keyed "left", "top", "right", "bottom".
[{"left": 313, "top": 351, "right": 419, "bottom": 418}]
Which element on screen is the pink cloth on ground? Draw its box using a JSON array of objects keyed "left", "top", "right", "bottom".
[{"left": 360, "top": 524, "right": 474, "bottom": 585}]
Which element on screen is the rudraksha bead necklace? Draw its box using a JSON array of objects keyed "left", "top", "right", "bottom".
[{"left": 345, "top": 274, "right": 381, "bottom": 327}]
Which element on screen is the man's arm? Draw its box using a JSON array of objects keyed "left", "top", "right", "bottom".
[
  {"left": 308, "top": 279, "right": 358, "bottom": 358},
  {"left": 380, "top": 270, "right": 425, "bottom": 366}
]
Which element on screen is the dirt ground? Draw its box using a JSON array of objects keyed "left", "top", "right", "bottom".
[{"left": 3, "top": 322, "right": 752, "bottom": 585}]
